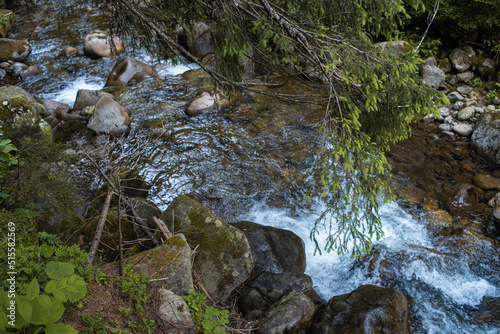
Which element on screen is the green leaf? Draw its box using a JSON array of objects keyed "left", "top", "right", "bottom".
[
  {"left": 26, "top": 278, "right": 40, "bottom": 300},
  {"left": 30, "top": 297, "right": 64, "bottom": 325},
  {"left": 45, "top": 280, "right": 58, "bottom": 294},
  {"left": 36, "top": 294, "right": 52, "bottom": 309},
  {"left": 45, "top": 262, "right": 75, "bottom": 280},
  {"left": 45, "top": 323, "right": 78, "bottom": 334},
  {"left": 53, "top": 289, "right": 67, "bottom": 302},
  {"left": 40, "top": 244, "right": 54, "bottom": 258},
  {"left": 18, "top": 300, "right": 33, "bottom": 323}
]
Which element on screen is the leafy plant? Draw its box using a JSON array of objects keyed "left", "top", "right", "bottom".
[
  {"left": 182, "top": 290, "right": 229, "bottom": 334},
  {"left": 466, "top": 77, "right": 483, "bottom": 87},
  {"left": 82, "top": 315, "right": 108, "bottom": 334},
  {"left": 38, "top": 231, "right": 62, "bottom": 246},
  {"left": 116, "top": 264, "right": 155, "bottom": 334},
  {"left": 0, "top": 261, "right": 87, "bottom": 333},
  {"left": 0, "top": 131, "right": 17, "bottom": 177},
  {"left": 486, "top": 83, "right": 500, "bottom": 101}
]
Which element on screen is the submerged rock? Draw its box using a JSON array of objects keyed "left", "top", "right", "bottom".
[
  {"left": 313, "top": 285, "right": 410, "bottom": 334},
  {"left": 161, "top": 195, "right": 253, "bottom": 302}
]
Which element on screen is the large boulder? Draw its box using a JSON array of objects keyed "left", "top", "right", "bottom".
[
  {"left": 0, "top": 38, "right": 31, "bottom": 62},
  {"left": 179, "top": 22, "right": 214, "bottom": 60},
  {"left": 161, "top": 195, "right": 254, "bottom": 302},
  {"left": 471, "top": 111, "right": 500, "bottom": 164},
  {"left": 83, "top": 30, "right": 126, "bottom": 58},
  {"left": 238, "top": 272, "right": 313, "bottom": 320},
  {"left": 231, "top": 221, "right": 306, "bottom": 274},
  {"left": 449, "top": 46, "right": 475, "bottom": 73},
  {"left": 422, "top": 65, "right": 445, "bottom": 89},
  {"left": 0, "top": 85, "right": 52, "bottom": 141},
  {"left": 87, "top": 96, "right": 130, "bottom": 136},
  {"left": 105, "top": 57, "right": 159, "bottom": 87},
  {"left": 73, "top": 89, "right": 114, "bottom": 111},
  {"left": 258, "top": 292, "right": 315, "bottom": 334},
  {"left": 126, "top": 234, "right": 194, "bottom": 296},
  {"left": 313, "top": 285, "right": 410, "bottom": 334}
]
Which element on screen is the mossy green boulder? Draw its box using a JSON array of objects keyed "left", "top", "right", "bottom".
[
  {"left": 0, "top": 85, "right": 52, "bottom": 142},
  {"left": 161, "top": 194, "right": 254, "bottom": 302}
]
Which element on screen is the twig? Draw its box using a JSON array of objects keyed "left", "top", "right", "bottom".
[
  {"left": 85, "top": 188, "right": 114, "bottom": 267},
  {"left": 153, "top": 216, "right": 173, "bottom": 240},
  {"left": 415, "top": 0, "right": 440, "bottom": 53}
]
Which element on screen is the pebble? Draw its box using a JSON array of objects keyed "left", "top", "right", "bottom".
[
  {"left": 452, "top": 123, "right": 474, "bottom": 137},
  {"left": 457, "top": 86, "right": 473, "bottom": 95}
]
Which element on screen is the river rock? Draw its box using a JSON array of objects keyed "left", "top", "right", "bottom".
[
  {"left": 238, "top": 272, "right": 313, "bottom": 319},
  {"left": 474, "top": 174, "right": 500, "bottom": 190},
  {"left": 457, "top": 86, "right": 473, "bottom": 95},
  {"left": 313, "top": 285, "right": 410, "bottom": 334},
  {"left": 161, "top": 195, "right": 253, "bottom": 302},
  {"left": 449, "top": 46, "right": 475, "bottom": 72},
  {"left": 83, "top": 30, "right": 126, "bottom": 58},
  {"left": 471, "top": 111, "right": 500, "bottom": 164},
  {"left": 0, "top": 38, "right": 31, "bottom": 61},
  {"left": 179, "top": 22, "right": 214, "bottom": 60},
  {"left": 0, "top": 9, "right": 15, "bottom": 38},
  {"left": 8, "top": 61, "right": 27, "bottom": 76},
  {"left": 105, "top": 57, "right": 159, "bottom": 87},
  {"left": 231, "top": 221, "right": 306, "bottom": 274},
  {"left": 185, "top": 91, "right": 237, "bottom": 117},
  {"left": 38, "top": 99, "right": 69, "bottom": 117},
  {"left": 438, "top": 58, "right": 452, "bottom": 73},
  {"left": 158, "top": 289, "right": 196, "bottom": 334},
  {"left": 446, "top": 74, "right": 458, "bottom": 86},
  {"left": 438, "top": 123, "right": 452, "bottom": 132},
  {"left": 19, "top": 65, "right": 40, "bottom": 80},
  {"left": 452, "top": 123, "right": 474, "bottom": 137},
  {"left": 258, "top": 292, "right": 315, "bottom": 334},
  {"left": 457, "top": 71, "right": 475, "bottom": 83},
  {"left": 87, "top": 96, "right": 130, "bottom": 136},
  {"left": 457, "top": 107, "right": 475, "bottom": 121},
  {"left": 444, "top": 183, "right": 484, "bottom": 218},
  {"left": 447, "top": 91, "right": 463, "bottom": 103},
  {"left": 73, "top": 89, "right": 114, "bottom": 111},
  {"left": 126, "top": 234, "right": 194, "bottom": 295},
  {"left": 475, "top": 57, "right": 496, "bottom": 78},
  {"left": 422, "top": 65, "right": 445, "bottom": 89},
  {"left": 0, "top": 85, "right": 53, "bottom": 141}
]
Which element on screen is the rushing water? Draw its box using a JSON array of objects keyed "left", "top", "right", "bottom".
[{"left": 11, "top": 1, "right": 500, "bottom": 332}]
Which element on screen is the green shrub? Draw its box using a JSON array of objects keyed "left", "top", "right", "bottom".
[{"left": 182, "top": 290, "right": 229, "bottom": 334}]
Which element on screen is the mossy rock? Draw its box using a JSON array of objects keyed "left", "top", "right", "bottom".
[
  {"left": 0, "top": 86, "right": 50, "bottom": 142},
  {"left": 37, "top": 207, "right": 86, "bottom": 245},
  {"left": 0, "top": 9, "right": 15, "bottom": 38},
  {"left": 161, "top": 194, "right": 254, "bottom": 302},
  {"left": 0, "top": 38, "right": 31, "bottom": 61},
  {"left": 126, "top": 234, "right": 194, "bottom": 295}
]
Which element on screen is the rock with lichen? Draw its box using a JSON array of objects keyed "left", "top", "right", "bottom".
[{"left": 161, "top": 194, "right": 254, "bottom": 302}]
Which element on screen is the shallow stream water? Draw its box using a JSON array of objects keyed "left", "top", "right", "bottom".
[{"left": 11, "top": 1, "right": 500, "bottom": 332}]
